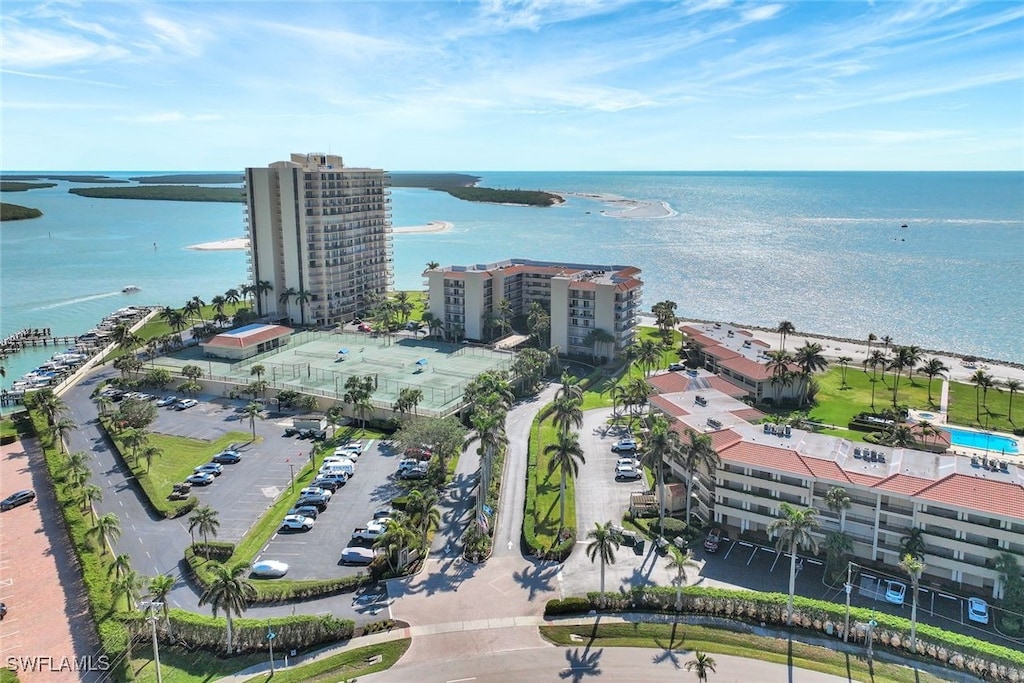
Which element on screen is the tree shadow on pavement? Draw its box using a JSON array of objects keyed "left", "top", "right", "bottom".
[
  {"left": 511, "top": 559, "right": 560, "bottom": 601},
  {"left": 652, "top": 620, "right": 687, "bottom": 668},
  {"left": 560, "top": 645, "right": 603, "bottom": 681},
  {"left": 393, "top": 555, "right": 482, "bottom": 597}
]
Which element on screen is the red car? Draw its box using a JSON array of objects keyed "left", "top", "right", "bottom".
[{"left": 357, "top": 323, "right": 373, "bottom": 333}]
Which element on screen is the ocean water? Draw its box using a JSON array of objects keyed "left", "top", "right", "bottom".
[{"left": 2, "top": 171, "right": 1022, "bottom": 388}]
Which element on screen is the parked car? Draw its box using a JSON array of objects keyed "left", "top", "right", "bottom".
[
  {"left": 310, "top": 476, "right": 343, "bottom": 491},
  {"left": 279, "top": 514, "right": 314, "bottom": 531},
  {"left": 322, "top": 455, "right": 356, "bottom": 467},
  {"left": 319, "top": 462, "right": 354, "bottom": 478},
  {"left": 284, "top": 427, "right": 300, "bottom": 437},
  {"left": 614, "top": 467, "right": 642, "bottom": 482},
  {"left": 299, "top": 486, "right": 332, "bottom": 500},
  {"left": 358, "top": 323, "right": 373, "bottom": 332},
  {"left": 251, "top": 560, "right": 289, "bottom": 578},
  {"left": 212, "top": 451, "right": 241, "bottom": 464},
  {"left": 295, "top": 496, "right": 328, "bottom": 511},
  {"left": 341, "top": 546, "right": 376, "bottom": 565},
  {"left": 186, "top": 473, "right": 214, "bottom": 489},
  {"left": 186, "top": 472, "right": 215, "bottom": 486},
  {"left": 967, "top": 597, "right": 990, "bottom": 624},
  {"left": 156, "top": 395, "right": 178, "bottom": 407},
  {"left": 668, "top": 362, "right": 686, "bottom": 371},
  {"left": 373, "top": 506, "right": 395, "bottom": 520},
  {"left": 175, "top": 398, "right": 198, "bottom": 410},
  {"left": 288, "top": 505, "right": 320, "bottom": 520},
  {"left": 704, "top": 527, "right": 727, "bottom": 553},
  {"left": 885, "top": 580, "right": 907, "bottom": 605},
  {"left": 194, "top": 463, "right": 224, "bottom": 477},
  {"left": 611, "top": 438, "right": 638, "bottom": 452},
  {"left": 400, "top": 465, "right": 429, "bottom": 480},
  {"left": 615, "top": 457, "right": 641, "bottom": 469},
  {"left": 1, "top": 489, "right": 36, "bottom": 511}
]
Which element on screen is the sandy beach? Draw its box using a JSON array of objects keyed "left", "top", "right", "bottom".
[
  {"left": 675, "top": 318, "right": 1024, "bottom": 385},
  {"left": 561, "top": 191, "right": 676, "bottom": 219},
  {"left": 186, "top": 221, "right": 453, "bottom": 251}
]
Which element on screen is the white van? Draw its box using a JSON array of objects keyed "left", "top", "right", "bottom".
[
  {"left": 320, "top": 461, "right": 355, "bottom": 478},
  {"left": 322, "top": 455, "right": 356, "bottom": 467}
]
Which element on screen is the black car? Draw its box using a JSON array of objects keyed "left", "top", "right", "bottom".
[
  {"left": 1, "top": 490, "right": 36, "bottom": 511},
  {"left": 310, "top": 477, "right": 341, "bottom": 492},
  {"left": 288, "top": 505, "right": 320, "bottom": 520},
  {"left": 295, "top": 496, "right": 328, "bottom": 511},
  {"left": 212, "top": 452, "right": 242, "bottom": 464},
  {"left": 284, "top": 427, "right": 300, "bottom": 437}
]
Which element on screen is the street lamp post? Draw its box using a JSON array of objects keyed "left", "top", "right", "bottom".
[
  {"left": 867, "top": 614, "right": 877, "bottom": 664},
  {"left": 267, "top": 627, "right": 277, "bottom": 674},
  {"left": 289, "top": 462, "right": 295, "bottom": 493}
]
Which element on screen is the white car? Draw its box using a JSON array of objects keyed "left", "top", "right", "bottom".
[
  {"left": 176, "top": 398, "right": 198, "bottom": 410},
  {"left": 616, "top": 457, "right": 641, "bottom": 469},
  {"left": 322, "top": 456, "right": 356, "bottom": 468},
  {"left": 967, "top": 597, "right": 989, "bottom": 624},
  {"left": 251, "top": 560, "right": 289, "bottom": 578},
  {"left": 279, "top": 514, "right": 314, "bottom": 531},
  {"left": 614, "top": 464, "right": 642, "bottom": 481},
  {"left": 156, "top": 395, "right": 177, "bottom": 407},
  {"left": 885, "top": 580, "right": 907, "bottom": 605},
  {"left": 186, "top": 472, "right": 215, "bottom": 486},
  {"left": 611, "top": 438, "right": 638, "bottom": 452},
  {"left": 299, "top": 486, "right": 332, "bottom": 500},
  {"left": 194, "top": 463, "right": 223, "bottom": 476}
]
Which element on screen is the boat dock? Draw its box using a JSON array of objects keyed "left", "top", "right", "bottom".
[{"left": 1, "top": 329, "right": 80, "bottom": 358}]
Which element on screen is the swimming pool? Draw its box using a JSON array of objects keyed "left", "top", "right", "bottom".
[
  {"left": 944, "top": 426, "right": 1019, "bottom": 454},
  {"left": 918, "top": 412, "right": 936, "bottom": 419}
]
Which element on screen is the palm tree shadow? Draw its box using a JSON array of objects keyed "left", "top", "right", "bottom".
[
  {"left": 651, "top": 621, "right": 685, "bottom": 668},
  {"left": 560, "top": 646, "right": 603, "bottom": 681},
  {"left": 511, "top": 559, "right": 560, "bottom": 601}
]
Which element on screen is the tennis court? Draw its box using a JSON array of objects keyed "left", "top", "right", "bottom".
[{"left": 160, "top": 330, "right": 513, "bottom": 417}]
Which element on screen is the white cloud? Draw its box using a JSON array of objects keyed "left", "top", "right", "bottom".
[
  {"left": 0, "top": 25, "right": 129, "bottom": 68},
  {"left": 142, "top": 15, "right": 209, "bottom": 58},
  {"left": 740, "top": 3, "right": 784, "bottom": 22}
]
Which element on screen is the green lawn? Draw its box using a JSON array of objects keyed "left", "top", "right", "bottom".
[
  {"left": 116, "top": 430, "right": 252, "bottom": 492},
  {"left": 130, "top": 645, "right": 268, "bottom": 683},
  {"left": 580, "top": 326, "right": 681, "bottom": 411},
  {"left": 530, "top": 417, "right": 578, "bottom": 547},
  {"left": 540, "top": 623, "right": 948, "bottom": 683},
  {"left": 242, "top": 638, "right": 411, "bottom": 683},
  {"left": 947, "top": 380, "right": 1019, "bottom": 433}
]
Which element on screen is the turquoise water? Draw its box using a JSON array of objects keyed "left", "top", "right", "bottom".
[
  {"left": 2, "top": 171, "right": 1022, "bottom": 388},
  {"left": 944, "top": 426, "right": 1020, "bottom": 454}
]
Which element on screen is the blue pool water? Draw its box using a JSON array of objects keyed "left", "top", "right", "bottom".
[{"left": 944, "top": 426, "right": 1019, "bottom": 454}]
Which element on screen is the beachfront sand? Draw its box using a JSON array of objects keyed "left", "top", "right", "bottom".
[
  {"left": 561, "top": 191, "right": 676, "bottom": 219},
  {"left": 674, "top": 318, "right": 1024, "bottom": 385},
  {"left": 186, "top": 221, "right": 454, "bottom": 251}
]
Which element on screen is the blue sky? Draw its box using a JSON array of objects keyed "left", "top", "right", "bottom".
[{"left": 2, "top": 1, "right": 1022, "bottom": 171}]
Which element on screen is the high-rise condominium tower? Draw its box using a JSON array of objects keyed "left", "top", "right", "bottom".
[{"left": 245, "top": 153, "right": 392, "bottom": 326}]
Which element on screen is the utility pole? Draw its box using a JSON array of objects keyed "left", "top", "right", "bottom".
[
  {"left": 844, "top": 562, "right": 853, "bottom": 643},
  {"left": 139, "top": 601, "right": 163, "bottom": 683},
  {"left": 267, "top": 627, "right": 277, "bottom": 673},
  {"left": 867, "top": 614, "right": 877, "bottom": 664}
]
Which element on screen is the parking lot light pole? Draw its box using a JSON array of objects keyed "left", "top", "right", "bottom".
[
  {"left": 139, "top": 601, "right": 163, "bottom": 683},
  {"left": 289, "top": 462, "right": 295, "bottom": 493},
  {"left": 267, "top": 628, "right": 276, "bottom": 673},
  {"left": 844, "top": 562, "right": 853, "bottom": 643}
]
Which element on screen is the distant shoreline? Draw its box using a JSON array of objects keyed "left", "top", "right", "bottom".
[
  {"left": 187, "top": 221, "right": 454, "bottom": 251},
  {"left": 560, "top": 191, "right": 676, "bottom": 219}
]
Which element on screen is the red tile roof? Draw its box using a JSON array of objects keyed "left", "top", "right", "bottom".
[
  {"left": 916, "top": 474, "right": 1024, "bottom": 519},
  {"left": 800, "top": 457, "right": 851, "bottom": 484},
  {"left": 651, "top": 395, "right": 690, "bottom": 417},
  {"left": 875, "top": 473, "right": 934, "bottom": 496},
  {"left": 731, "top": 407, "right": 766, "bottom": 421},
  {"left": 719, "top": 441, "right": 813, "bottom": 476},
  {"left": 717, "top": 355, "right": 776, "bottom": 381},
  {"left": 709, "top": 429, "right": 744, "bottom": 451},
  {"left": 648, "top": 373, "right": 691, "bottom": 394},
  {"left": 707, "top": 376, "right": 750, "bottom": 397},
  {"left": 704, "top": 345, "right": 740, "bottom": 361}
]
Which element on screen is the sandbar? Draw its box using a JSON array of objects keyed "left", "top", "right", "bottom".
[
  {"left": 187, "top": 221, "right": 453, "bottom": 251},
  {"left": 562, "top": 191, "right": 676, "bottom": 219}
]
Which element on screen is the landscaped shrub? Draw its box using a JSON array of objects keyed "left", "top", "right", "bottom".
[
  {"left": 545, "top": 597, "right": 593, "bottom": 616},
  {"left": 650, "top": 517, "right": 688, "bottom": 538},
  {"left": 189, "top": 541, "right": 235, "bottom": 563}
]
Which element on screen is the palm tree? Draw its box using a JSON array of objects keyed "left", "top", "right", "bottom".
[
  {"left": 403, "top": 489, "right": 441, "bottom": 546},
  {"left": 679, "top": 427, "right": 718, "bottom": 525},
  {"left": 767, "top": 502, "right": 820, "bottom": 625},
  {"left": 765, "top": 350, "right": 793, "bottom": 403},
  {"left": 224, "top": 287, "right": 241, "bottom": 307},
  {"left": 918, "top": 358, "right": 949, "bottom": 405},
  {"left": 899, "top": 553, "right": 926, "bottom": 651},
  {"left": 1004, "top": 378, "right": 1021, "bottom": 423},
  {"left": 586, "top": 521, "right": 621, "bottom": 608},
  {"left": 823, "top": 531, "right": 853, "bottom": 584},
  {"left": 684, "top": 651, "right": 717, "bottom": 682},
  {"left": 250, "top": 364, "right": 266, "bottom": 381},
  {"left": 583, "top": 327, "right": 616, "bottom": 364},
  {"left": 108, "top": 553, "right": 133, "bottom": 580},
  {"left": 823, "top": 486, "right": 851, "bottom": 532},
  {"left": 793, "top": 342, "right": 828, "bottom": 406},
  {"left": 633, "top": 338, "right": 662, "bottom": 377},
  {"left": 34, "top": 388, "right": 68, "bottom": 426},
  {"left": 865, "top": 350, "right": 887, "bottom": 411},
  {"left": 254, "top": 280, "right": 274, "bottom": 316},
  {"left": 188, "top": 505, "right": 220, "bottom": 557},
  {"left": 295, "top": 289, "right": 314, "bottom": 326},
  {"left": 140, "top": 444, "right": 163, "bottom": 472},
  {"left": 81, "top": 483, "right": 103, "bottom": 521},
  {"left": 837, "top": 356, "right": 853, "bottom": 389},
  {"left": 394, "top": 290, "right": 414, "bottom": 323},
  {"left": 888, "top": 346, "right": 915, "bottom": 408},
  {"left": 111, "top": 569, "right": 144, "bottom": 612},
  {"left": 199, "top": 564, "right": 256, "bottom": 655},
  {"left": 122, "top": 428, "right": 149, "bottom": 465},
  {"left": 776, "top": 320, "right": 795, "bottom": 351},
  {"left": 884, "top": 424, "right": 916, "bottom": 447},
  {"left": 278, "top": 286, "right": 297, "bottom": 321},
  {"left": 471, "top": 407, "right": 508, "bottom": 526},
  {"left": 374, "top": 517, "right": 419, "bottom": 572},
  {"left": 89, "top": 512, "right": 122, "bottom": 555},
  {"left": 544, "top": 431, "right": 586, "bottom": 535},
  {"left": 623, "top": 376, "right": 651, "bottom": 426},
  {"left": 189, "top": 296, "right": 207, "bottom": 324},
  {"left": 881, "top": 335, "right": 894, "bottom": 352},
  {"left": 49, "top": 416, "right": 76, "bottom": 454},
  {"left": 970, "top": 369, "right": 994, "bottom": 421},
  {"left": 241, "top": 401, "right": 263, "bottom": 440},
  {"left": 903, "top": 345, "right": 923, "bottom": 382},
  {"left": 550, "top": 395, "right": 583, "bottom": 437},
  {"left": 666, "top": 549, "right": 699, "bottom": 611},
  {"left": 899, "top": 527, "right": 926, "bottom": 560},
  {"left": 147, "top": 574, "right": 176, "bottom": 636},
  {"left": 652, "top": 300, "right": 678, "bottom": 341},
  {"left": 641, "top": 415, "right": 682, "bottom": 534}
]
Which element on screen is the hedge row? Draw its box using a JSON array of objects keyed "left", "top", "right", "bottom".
[
  {"left": 125, "top": 610, "right": 357, "bottom": 654},
  {"left": 98, "top": 417, "right": 197, "bottom": 518},
  {"left": 24, "top": 408, "right": 133, "bottom": 681},
  {"left": 546, "top": 586, "right": 1024, "bottom": 677}
]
